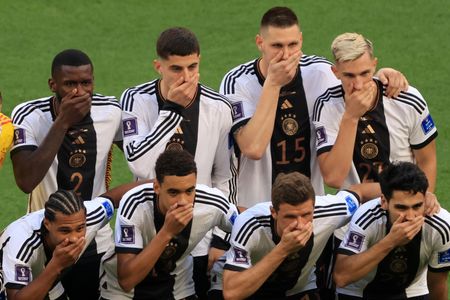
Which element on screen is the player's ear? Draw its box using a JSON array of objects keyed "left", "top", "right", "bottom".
[
  {"left": 256, "top": 34, "right": 263, "bottom": 51},
  {"left": 48, "top": 78, "right": 56, "bottom": 93},
  {"left": 154, "top": 179, "right": 161, "bottom": 195},
  {"left": 331, "top": 65, "right": 339, "bottom": 79},
  {"left": 153, "top": 59, "right": 162, "bottom": 76},
  {"left": 270, "top": 206, "right": 277, "bottom": 219},
  {"left": 43, "top": 218, "right": 51, "bottom": 231},
  {"left": 381, "top": 195, "right": 388, "bottom": 210}
]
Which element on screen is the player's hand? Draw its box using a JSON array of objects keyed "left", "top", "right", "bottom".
[
  {"left": 386, "top": 214, "right": 424, "bottom": 246},
  {"left": 344, "top": 80, "right": 377, "bottom": 119},
  {"left": 278, "top": 220, "right": 313, "bottom": 255},
  {"left": 208, "top": 247, "right": 225, "bottom": 271},
  {"left": 161, "top": 201, "right": 194, "bottom": 237},
  {"left": 50, "top": 237, "right": 86, "bottom": 272},
  {"left": 376, "top": 67, "right": 409, "bottom": 98},
  {"left": 57, "top": 88, "right": 92, "bottom": 129},
  {"left": 167, "top": 73, "right": 199, "bottom": 107},
  {"left": 424, "top": 191, "right": 440, "bottom": 216},
  {"left": 266, "top": 49, "right": 302, "bottom": 88}
]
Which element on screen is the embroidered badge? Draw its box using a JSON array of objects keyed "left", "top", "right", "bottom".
[
  {"left": 438, "top": 248, "right": 450, "bottom": 264},
  {"left": 231, "top": 102, "right": 244, "bottom": 121},
  {"left": 15, "top": 265, "right": 31, "bottom": 282},
  {"left": 233, "top": 246, "right": 249, "bottom": 264},
  {"left": 345, "top": 231, "right": 365, "bottom": 251},
  {"left": 120, "top": 225, "right": 135, "bottom": 244},
  {"left": 13, "top": 128, "right": 26, "bottom": 145},
  {"left": 421, "top": 114, "right": 435, "bottom": 135},
  {"left": 229, "top": 211, "right": 237, "bottom": 225},
  {"left": 315, "top": 126, "right": 327, "bottom": 146},
  {"left": 102, "top": 200, "right": 114, "bottom": 220},
  {"left": 345, "top": 195, "right": 358, "bottom": 214},
  {"left": 123, "top": 118, "right": 138, "bottom": 136}
]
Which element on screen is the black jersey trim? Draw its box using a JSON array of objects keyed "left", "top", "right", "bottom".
[
  {"left": 336, "top": 248, "right": 358, "bottom": 256},
  {"left": 314, "top": 203, "right": 349, "bottom": 219},
  {"left": 10, "top": 145, "right": 38, "bottom": 157},
  {"left": 316, "top": 145, "right": 333, "bottom": 157},
  {"left": 228, "top": 158, "right": 238, "bottom": 205},
  {"left": 16, "top": 230, "right": 42, "bottom": 263},
  {"left": 115, "top": 246, "right": 142, "bottom": 254},
  {"left": 230, "top": 118, "right": 250, "bottom": 136},
  {"left": 410, "top": 131, "right": 438, "bottom": 150},
  {"left": 428, "top": 265, "right": 450, "bottom": 273},
  {"left": 195, "top": 189, "right": 230, "bottom": 214},
  {"left": 312, "top": 85, "right": 342, "bottom": 122},
  {"left": 125, "top": 111, "right": 182, "bottom": 162},
  {"left": 12, "top": 97, "right": 52, "bottom": 125},
  {"left": 354, "top": 204, "right": 386, "bottom": 230},
  {"left": 120, "top": 81, "right": 157, "bottom": 112},
  {"left": 235, "top": 216, "right": 271, "bottom": 246},
  {"left": 301, "top": 54, "right": 332, "bottom": 67},
  {"left": 121, "top": 187, "right": 154, "bottom": 220},
  {"left": 425, "top": 215, "right": 450, "bottom": 244},
  {"left": 5, "top": 282, "right": 26, "bottom": 289},
  {"left": 86, "top": 206, "right": 105, "bottom": 227},
  {"left": 200, "top": 86, "right": 232, "bottom": 110},
  {"left": 223, "top": 264, "right": 247, "bottom": 272},
  {"left": 91, "top": 94, "right": 121, "bottom": 109},
  {"left": 222, "top": 60, "right": 256, "bottom": 95}
]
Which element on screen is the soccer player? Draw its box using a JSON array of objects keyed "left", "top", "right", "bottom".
[
  {"left": 120, "top": 27, "right": 236, "bottom": 298},
  {"left": 220, "top": 7, "right": 407, "bottom": 210},
  {"left": 9, "top": 49, "right": 122, "bottom": 299},
  {"left": 0, "top": 180, "right": 145, "bottom": 300},
  {"left": 334, "top": 162, "right": 449, "bottom": 299},
  {"left": 100, "top": 149, "right": 238, "bottom": 300},
  {"left": 209, "top": 172, "right": 380, "bottom": 299}
]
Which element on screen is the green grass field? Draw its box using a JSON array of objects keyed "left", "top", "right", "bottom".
[{"left": 1, "top": 0, "right": 450, "bottom": 294}]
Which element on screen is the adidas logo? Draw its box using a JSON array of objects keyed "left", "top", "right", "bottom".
[
  {"left": 281, "top": 99, "right": 293, "bottom": 110},
  {"left": 175, "top": 126, "right": 184, "bottom": 134},
  {"left": 362, "top": 124, "right": 375, "bottom": 134},
  {"left": 72, "top": 136, "right": 85, "bottom": 144}
]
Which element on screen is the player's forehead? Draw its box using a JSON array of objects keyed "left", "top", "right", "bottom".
[
  {"left": 277, "top": 199, "right": 314, "bottom": 215},
  {"left": 389, "top": 190, "right": 425, "bottom": 207},
  {"left": 335, "top": 52, "right": 374, "bottom": 72},
  {"left": 162, "top": 53, "right": 200, "bottom": 67},
  {"left": 260, "top": 24, "right": 300, "bottom": 40},
  {"left": 51, "top": 210, "right": 87, "bottom": 227},
  {"left": 160, "top": 173, "right": 196, "bottom": 189},
  {"left": 54, "top": 64, "right": 93, "bottom": 81}
]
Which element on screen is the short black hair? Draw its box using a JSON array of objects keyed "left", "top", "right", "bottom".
[
  {"left": 272, "top": 172, "right": 315, "bottom": 211},
  {"left": 379, "top": 161, "right": 428, "bottom": 201},
  {"left": 155, "top": 149, "right": 197, "bottom": 183},
  {"left": 156, "top": 27, "right": 200, "bottom": 60},
  {"left": 45, "top": 190, "right": 86, "bottom": 222},
  {"left": 260, "top": 7, "right": 299, "bottom": 29},
  {"left": 51, "top": 49, "right": 93, "bottom": 76}
]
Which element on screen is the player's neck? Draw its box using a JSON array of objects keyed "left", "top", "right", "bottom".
[
  {"left": 52, "top": 96, "right": 60, "bottom": 116},
  {"left": 159, "top": 79, "right": 170, "bottom": 100},
  {"left": 258, "top": 58, "right": 269, "bottom": 78}
]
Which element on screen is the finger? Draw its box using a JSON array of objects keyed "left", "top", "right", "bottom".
[
  {"left": 378, "top": 71, "right": 388, "bottom": 85},
  {"left": 270, "top": 50, "right": 284, "bottom": 64},
  {"left": 170, "top": 76, "right": 185, "bottom": 90},
  {"left": 394, "top": 213, "right": 405, "bottom": 225}
]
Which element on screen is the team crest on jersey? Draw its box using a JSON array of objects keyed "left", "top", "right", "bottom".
[
  {"left": 120, "top": 225, "right": 135, "bottom": 243},
  {"left": 421, "top": 114, "right": 435, "bottom": 135},
  {"left": 360, "top": 138, "right": 379, "bottom": 159},
  {"left": 15, "top": 265, "right": 31, "bottom": 282},
  {"left": 438, "top": 248, "right": 450, "bottom": 264},
  {"left": 346, "top": 231, "right": 364, "bottom": 251},
  {"left": 345, "top": 196, "right": 357, "bottom": 214},
  {"left": 233, "top": 247, "right": 249, "bottom": 264},
  {"left": 123, "top": 118, "right": 138, "bottom": 136},
  {"left": 315, "top": 126, "right": 327, "bottom": 146},
  {"left": 231, "top": 101, "right": 244, "bottom": 121},
  {"left": 281, "top": 114, "right": 298, "bottom": 136},
  {"left": 13, "top": 128, "right": 26, "bottom": 145},
  {"left": 69, "top": 150, "right": 87, "bottom": 168}
]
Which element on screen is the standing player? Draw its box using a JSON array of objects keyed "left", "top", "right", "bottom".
[
  {"left": 0, "top": 180, "right": 145, "bottom": 300},
  {"left": 220, "top": 7, "right": 407, "bottom": 209},
  {"left": 209, "top": 172, "right": 379, "bottom": 299},
  {"left": 100, "top": 150, "right": 238, "bottom": 300},
  {"left": 10, "top": 49, "right": 122, "bottom": 299},
  {"left": 334, "top": 162, "right": 449, "bottom": 299},
  {"left": 120, "top": 27, "right": 236, "bottom": 298}
]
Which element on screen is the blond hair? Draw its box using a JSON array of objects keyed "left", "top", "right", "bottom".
[{"left": 331, "top": 32, "right": 374, "bottom": 63}]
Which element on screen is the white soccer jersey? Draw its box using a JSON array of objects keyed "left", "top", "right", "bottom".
[
  {"left": 211, "top": 191, "right": 359, "bottom": 298},
  {"left": 120, "top": 80, "right": 236, "bottom": 203},
  {"left": 220, "top": 55, "right": 340, "bottom": 208},
  {"left": 0, "top": 197, "right": 114, "bottom": 300},
  {"left": 100, "top": 182, "right": 238, "bottom": 300},
  {"left": 11, "top": 94, "right": 122, "bottom": 212},
  {"left": 337, "top": 199, "right": 450, "bottom": 299},
  {"left": 312, "top": 79, "right": 437, "bottom": 188}
]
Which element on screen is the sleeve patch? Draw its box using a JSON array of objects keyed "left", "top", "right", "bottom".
[
  {"left": 15, "top": 265, "right": 31, "bottom": 283},
  {"left": 231, "top": 101, "right": 244, "bottom": 121},
  {"left": 421, "top": 114, "right": 435, "bottom": 135},
  {"left": 233, "top": 247, "right": 249, "bottom": 264},
  {"left": 345, "top": 231, "right": 365, "bottom": 251},
  {"left": 102, "top": 200, "right": 114, "bottom": 220},
  {"left": 120, "top": 225, "right": 135, "bottom": 244},
  {"left": 229, "top": 211, "right": 237, "bottom": 225},
  {"left": 13, "top": 128, "right": 26, "bottom": 145},
  {"left": 345, "top": 195, "right": 358, "bottom": 214},
  {"left": 315, "top": 126, "right": 327, "bottom": 146},
  {"left": 122, "top": 118, "right": 138, "bottom": 136},
  {"left": 438, "top": 248, "right": 450, "bottom": 264}
]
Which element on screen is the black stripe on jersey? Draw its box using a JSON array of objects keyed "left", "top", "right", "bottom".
[
  {"left": 228, "top": 158, "right": 238, "bottom": 205},
  {"left": 91, "top": 94, "right": 121, "bottom": 109},
  {"left": 86, "top": 206, "right": 105, "bottom": 227},
  {"left": 235, "top": 216, "right": 271, "bottom": 246},
  {"left": 121, "top": 187, "right": 154, "bottom": 220},
  {"left": 12, "top": 97, "right": 52, "bottom": 125},
  {"left": 195, "top": 189, "right": 230, "bottom": 215},
  {"left": 425, "top": 215, "right": 450, "bottom": 244},
  {"left": 121, "top": 81, "right": 157, "bottom": 112},
  {"left": 355, "top": 204, "right": 386, "bottom": 230},
  {"left": 16, "top": 230, "right": 41, "bottom": 263},
  {"left": 385, "top": 86, "right": 427, "bottom": 114},
  {"left": 312, "top": 85, "right": 342, "bottom": 122},
  {"left": 222, "top": 61, "right": 255, "bottom": 95},
  {"left": 125, "top": 111, "right": 182, "bottom": 162},
  {"left": 200, "top": 86, "right": 232, "bottom": 110},
  {"left": 300, "top": 55, "right": 332, "bottom": 67},
  {"left": 314, "top": 202, "right": 348, "bottom": 219}
]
